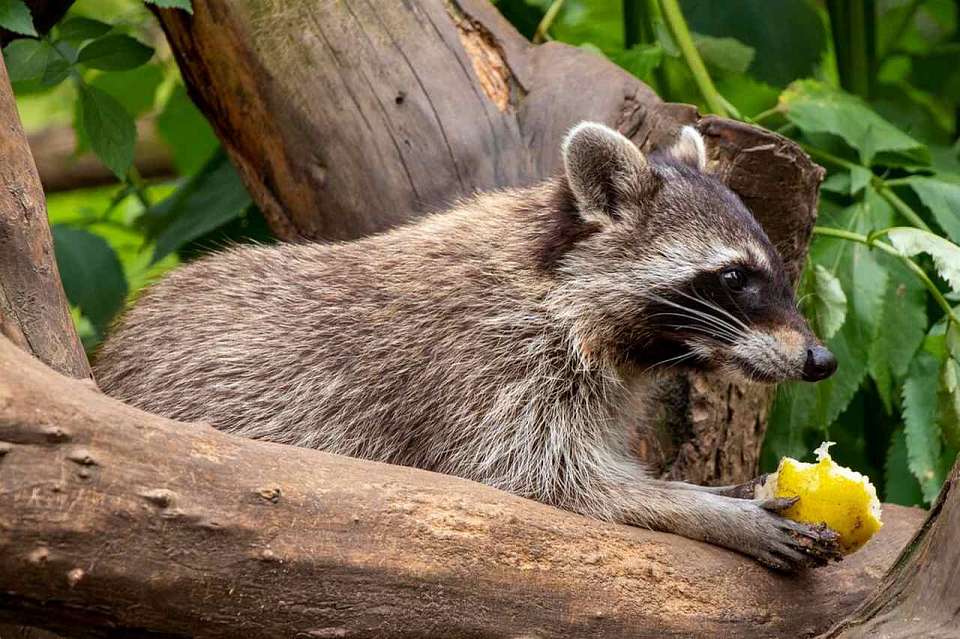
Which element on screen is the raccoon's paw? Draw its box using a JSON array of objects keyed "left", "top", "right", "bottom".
[{"left": 746, "top": 498, "right": 843, "bottom": 571}]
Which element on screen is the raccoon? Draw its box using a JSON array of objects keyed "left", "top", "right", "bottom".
[{"left": 95, "top": 122, "right": 840, "bottom": 570}]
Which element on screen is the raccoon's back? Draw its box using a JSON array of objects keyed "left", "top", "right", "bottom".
[{"left": 93, "top": 235, "right": 560, "bottom": 464}]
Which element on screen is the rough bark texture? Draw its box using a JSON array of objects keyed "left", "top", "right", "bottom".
[
  {"left": 0, "top": 337, "right": 925, "bottom": 639},
  {"left": 819, "top": 458, "right": 960, "bottom": 639},
  {"left": 153, "top": 0, "right": 824, "bottom": 487},
  {"left": 0, "top": 48, "right": 84, "bottom": 639},
  {"left": 0, "top": 55, "right": 89, "bottom": 380},
  {"left": 28, "top": 120, "right": 175, "bottom": 193}
]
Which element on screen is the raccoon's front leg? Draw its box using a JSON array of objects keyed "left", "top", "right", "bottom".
[{"left": 610, "top": 480, "right": 842, "bottom": 571}]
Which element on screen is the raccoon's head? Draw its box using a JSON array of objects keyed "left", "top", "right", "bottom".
[{"left": 552, "top": 121, "right": 836, "bottom": 383}]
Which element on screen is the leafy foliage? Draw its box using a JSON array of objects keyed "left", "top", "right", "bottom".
[{"left": 0, "top": 0, "right": 38, "bottom": 37}]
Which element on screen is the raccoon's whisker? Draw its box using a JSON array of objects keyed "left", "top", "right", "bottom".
[
  {"left": 646, "top": 296, "right": 745, "bottom": 340},
  {"left": 641, "top": 350, "right": 699, "bottom": 375},
  {"left": 647, "top": 312, "right": 742, "bottom": 342},
  {"left": 679, "top": 288, "right": 750, "bottom": 331},
  {"left": 663, "top": 323, "right": 739, "bottom": 343}
]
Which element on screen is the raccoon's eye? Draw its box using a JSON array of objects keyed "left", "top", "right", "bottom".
[{"left": 721, "top": 268, "right": 747, "bottom": 291}]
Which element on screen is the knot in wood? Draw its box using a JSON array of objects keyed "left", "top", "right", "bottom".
[
  {"left": 139, "top": 488, "right": 177, "bottom": 509},
  {"left": 257, "top": 486, "right": 282, "bottom": 503},
  {"left": 67, "top": 448, "right": 97, "bottom": 466}
]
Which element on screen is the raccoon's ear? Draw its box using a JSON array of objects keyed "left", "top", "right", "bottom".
[
  {"left": 561, "top": 121, "right": 652, "bottom": 222},
  {"left": 666, "top": 125, "right": 707, "bottom": 170}
]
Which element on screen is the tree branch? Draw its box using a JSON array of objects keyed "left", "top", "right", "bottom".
[{"left": 0, "top": 336, "right": 925, "bottom": 639}]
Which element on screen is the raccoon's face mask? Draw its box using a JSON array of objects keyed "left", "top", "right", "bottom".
[{"left": 559, "top": 121, "right": 836, "bottom": 384}]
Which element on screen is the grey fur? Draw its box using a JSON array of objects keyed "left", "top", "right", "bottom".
[{"left": 95, "top": 123, "right": 838, "bottom": 570}]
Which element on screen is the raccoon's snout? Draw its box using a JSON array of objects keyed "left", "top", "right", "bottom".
[{"left": 802, "top": 345, "right": 837, "bottom": 381}]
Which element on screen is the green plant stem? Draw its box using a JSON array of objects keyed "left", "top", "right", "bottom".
[
  {"left": 800, "top": 143, "right": 861, "bottom": 172},
  {"left": 126, "top": 167, "right": 151, "bottom": 210},
  {"left": 813, "top": 226, "right": 958, "bottom": 324},
  {"left": 751, "top": 106, "right": 782, "bottom": 124},
  {"left": 657, "top": 0, "right": 729, "bottom": 117},
  {"left": 879, "top": 0, "right": 922, "bottom": 58},
  {"left": 533, "top": 0, "right": 565, "bottom": 44}
]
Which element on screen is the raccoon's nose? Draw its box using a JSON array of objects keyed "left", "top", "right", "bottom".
[{"left": 803, "top": 345, "right": 838, "bottom": 381}]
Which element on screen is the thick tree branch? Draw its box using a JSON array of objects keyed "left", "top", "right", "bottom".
[{"left": 0, "top": 337, "right": 925, "bottom": 639}]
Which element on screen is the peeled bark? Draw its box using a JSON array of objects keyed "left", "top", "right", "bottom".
[
  {"left": 0, "top": 336, "right": 926, "bottom": 639},
  {"left": 153, "top": 0, "right": 824, "bottom": 487}
]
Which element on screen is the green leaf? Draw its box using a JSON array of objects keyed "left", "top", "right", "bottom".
[
  {"left": 868, "top": 259, "right": 927, "bottom": 411},
  {"left": 144, "top": 0, "right": 193, "bottom": 13},
  {"left": 52, "top": 225, "right": 128, "bottom": 335},
  {"left": 763, "top": 381, "right": 820, "bottom": 470},
  {"left": 77, "top": 83, "right": 136, "bottom": 179},
  {"left": 886, "top": 227, "right": 960, "bottom": 291},
  {"left": 4, "top": 38, "right": 54, "bottom": 82},
  {"left": 779, "top": 80, "right": 928, "bottom": 166},
  {"left": 0, "top": 0, "right": 36, "bottom": 36},
  {"left": 902, "top": 176, "right": 960, "bottom": 245},
  {"left": 141, "top": 150, "right": 251, "bottom": 263},
  {"left": 884, "top": 429, "right": 925, "bottom": 506},
  {"left": 609, "top": 44, "right": 663, "bottom": 82},
  {"left": 89, "top": 64, "right": 163, "bottom": 117},
  {"left": 77, "top": 34, "right": 153, "bottom": 71},
  {"left": 57, "top": 17, "right": 111, "bottom": 42},
  {"left": 902, "top": 349, "right": 945, "bottom": 503},
  {"left": 156, "top": 84, "right": 219, "bottom": 174},
  {"left": 810, "top": 264, "right": 847, "bottom": 340},
  {"left": 693, "top": 33, "right": 754, "bottom": 74}
]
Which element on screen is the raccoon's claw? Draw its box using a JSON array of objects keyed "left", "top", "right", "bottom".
[
  {"left": 759, "top": 495, "right": 799, "bottom": 513},
  {"left": 753, "top": 510, "right": 843, "bottom": 571}
]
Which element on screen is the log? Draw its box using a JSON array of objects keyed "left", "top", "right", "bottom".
[
  {"left": 152, "top": 0, "right": 824, "bottom": 488},
  {"left": 0, "top": 336, "right": 926, "bottom": 639},
  {"left": 28, "top": 120, "right": 176, "bottom": 193}
]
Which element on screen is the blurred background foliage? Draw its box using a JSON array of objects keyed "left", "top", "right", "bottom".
[{"left": 6, "top": 0, "right": 960, "bottom": 507}]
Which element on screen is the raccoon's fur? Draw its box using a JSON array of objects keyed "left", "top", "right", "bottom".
[{"left": 95, "top": 123, "right": 840, "bottom": 570}]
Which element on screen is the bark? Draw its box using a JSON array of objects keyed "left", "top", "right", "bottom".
[
  {"left": 0, "top": 336, "right": 926, "bottom": 639},
  {"left": 0, "top": 54, "right": 89, "bottom": 380},
  {"left": 152, "top": 0, "right": 824, "bottom": 487},
  {"left": 818, "top": 457, "right": 960, "bottom": 639},
  {"left": 28, "top": 120, "right": 175, "bottom": 193},
  {"left": 0, "top": 46, "right": 86, "bottom": 639}
]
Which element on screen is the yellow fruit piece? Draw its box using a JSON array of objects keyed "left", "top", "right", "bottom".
[{"left": 758, "top": 442, "right": 883, "bottom": 554}]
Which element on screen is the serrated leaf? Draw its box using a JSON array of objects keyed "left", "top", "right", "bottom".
[
  {"left": 52, "top": 225, "right": 128, "bottom": 335},
  {"left": 902, "top": 176, "right": 960, "bottom": 244},
  {"left": 884, "top": 429, "right": 925, "bottom": 506},
  {"left": 141, "top": 150, "right": 251, "bottom": 263},
  {"left": 77, "top": 83, "right": 136, "bottom": 179},
  {"left": 77, "top": 34, "right": 153, "bottom": 71},
  {"left": 0, "top": 0, "right": 36, "bottom": 36},
  {"left": 58, "top": 17, "right": 111, "bottom": 42},
  {"left": 902, "top": 350, "right": 945, "bottom": 503},
  {"left": 887, "top": 227, "right": 960, "bottom": 291},
  {"left": 810, "top": 264, "right": 847, "bottom": 340},
  {"left": 868, "top": 258, "right": 927, "bottom": 411},
  {"left": 693, "top": 33, "right": 754, "bottom": 74},
  {"left": 779, "top": 80, "right": 928, "bottom": 166},
  {"left": 144, "top": 0, "right": 193, "bottom": 13},
  {"left": 156, "top": 84, "right": 218, "bottom": 174}
]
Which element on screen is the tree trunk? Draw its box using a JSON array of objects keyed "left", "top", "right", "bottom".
[
  {"left": 0, "top": 335, "right": 926, "bottom": 639},
  {"left": 152, "top": 0, "right": 824, "bottom": 488}
]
